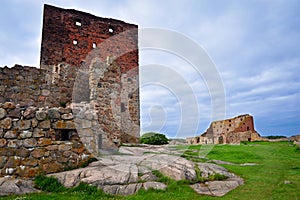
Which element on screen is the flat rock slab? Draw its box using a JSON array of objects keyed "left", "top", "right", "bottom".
[
  {"left": 49, "top": 153, "right": 196, "bottom": 195},
  {"left": 102, "top": 182, "right": 166, "bottom": 195},
  {"left": 49, "top": 150, "right": 243, "bottom": 196},
  {"left": 0, "top": 146, "right": 244, "bottom": 197},
  {"left": 191, "top": 178, "right": 244, "bottom": 197}
]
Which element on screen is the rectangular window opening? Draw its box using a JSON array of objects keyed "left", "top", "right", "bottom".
[
  {"left": 108, "top": 26, "right": 114, "bottom": 33},
  {"left": 75, "top": 19, "right": 82, "bottom": 26},
  {"left": 55, "top": 130, "right": 72, "bottom": 141}
]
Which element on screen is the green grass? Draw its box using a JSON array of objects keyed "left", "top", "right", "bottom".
[
  {"left": 34, "top": 174, "right": 67, "bottom": 193},
  {"left": 2, "top": 142, "right": 300, "bottom": 199}
]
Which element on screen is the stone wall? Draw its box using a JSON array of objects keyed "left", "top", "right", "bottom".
[
  {"left": 0, "top": 65, "right": 74, "bottom": 107},
  {"left": 0, "top": 102, "right": 92, "bottom": 178}
]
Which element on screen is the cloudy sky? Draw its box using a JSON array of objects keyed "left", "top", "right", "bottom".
[{"left": 0, "top": 0, "right": 299, "bottom": 137}]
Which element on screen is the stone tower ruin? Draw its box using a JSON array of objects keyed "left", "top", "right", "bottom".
[{"left": 40, "top": 4, "right": 140, "bottom": 152}]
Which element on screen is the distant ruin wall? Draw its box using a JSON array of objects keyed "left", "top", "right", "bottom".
[
  {"left": 187, "top": 114, "right": 262, "bottom": 145},
  {"left": 0, "top": 102, "right": 92, "bottom": 178}
]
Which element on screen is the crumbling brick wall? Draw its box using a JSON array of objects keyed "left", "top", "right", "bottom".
[{"left": 40, "top": 4, "right": 138, "bottom": 69}]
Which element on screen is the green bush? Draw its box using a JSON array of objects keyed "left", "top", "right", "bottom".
[{"left": 140, "top": 132, "right": 169, "bottom": 145}]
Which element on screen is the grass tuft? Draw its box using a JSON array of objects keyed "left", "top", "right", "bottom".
[
  {"left": 34, "top": 174, "right": 66, "bottom": 193},
  {"left": 152, "top": 170, "right": 173, "bottom": 185},
  {"left": 208, "top": 173, "right": 228, "bottom": 181}
]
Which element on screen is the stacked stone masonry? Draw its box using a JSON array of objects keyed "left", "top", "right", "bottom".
[
  {"left": 0, "top": 102, "right": 92, "bottom": 178},
  {"left": 0, "top": 65, "right": 73, "bottom": 107}
]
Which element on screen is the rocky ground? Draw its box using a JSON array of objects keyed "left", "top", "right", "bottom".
[{"left": 0, "top": 144, "right": 246, "bottom": 197}]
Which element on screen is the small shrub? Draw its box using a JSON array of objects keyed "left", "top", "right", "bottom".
[
  {"left": 208, "top": 173, "right": 228, "bottom": 181},
  {"left": 140, "top": 132, "right": 169, "bottom": 145},
  {"left": 34, "top": 174, "right": 66, "bottom": 192}
]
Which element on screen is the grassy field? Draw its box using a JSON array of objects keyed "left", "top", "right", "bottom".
[{"left": 3, "top": 141, "right": 300, "bottom": 200}]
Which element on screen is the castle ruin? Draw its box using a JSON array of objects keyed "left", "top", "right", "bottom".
[{"left": 186, "top": 114, "right": 262, "bottom": 144}]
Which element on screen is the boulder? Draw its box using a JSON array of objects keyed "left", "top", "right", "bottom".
[
  {"left": 190, "top": 178, "right": 244, "bottom": 197},
  {"left": 0, "top": 177, "right": 38, "bottom": 196}
]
